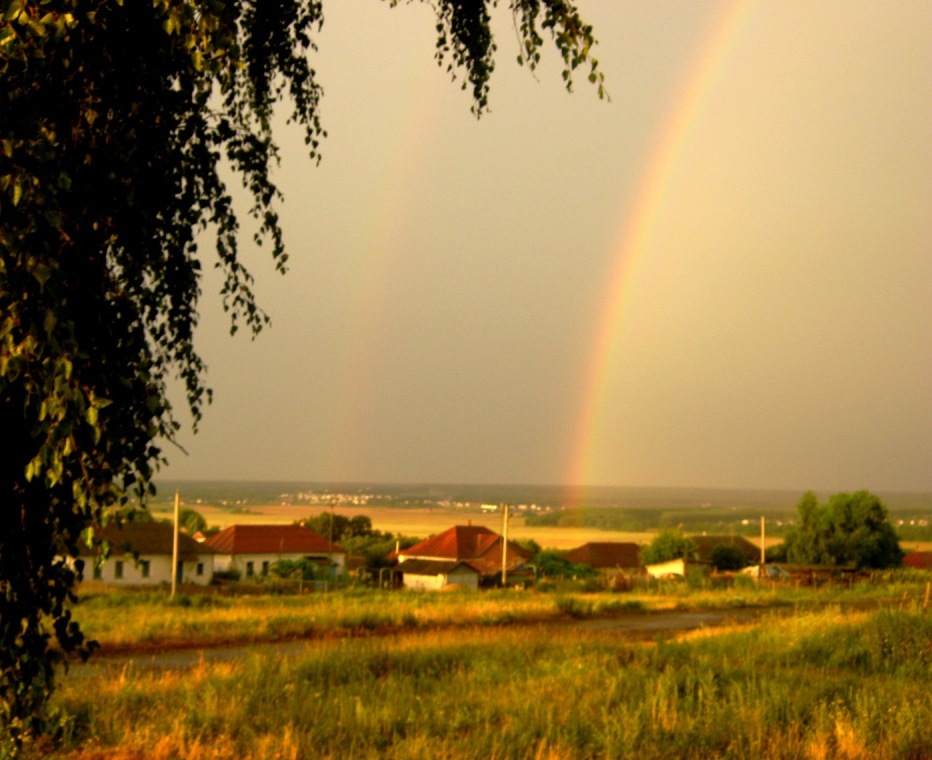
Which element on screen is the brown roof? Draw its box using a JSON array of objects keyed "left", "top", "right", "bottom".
[
  {"left": 691, "top": 535, "right": 761, "bottom": 563},
  {"left": 398, "top": 559, "right": 479, "bottom": 576},
  {"left": 400, "top": 525, "right": 530, "bottom": 576},
  {"left": 563, "top": 542, "right": 641, "bottom": 569},
  {"left": 78, "top": 520, "right": 210, "bottom": 561},
  {"left": 903, "top": 551, "right": 932, "bottom": 570},
  {"left": 204, "top": 524, "right": 343, "bottom": 556}
]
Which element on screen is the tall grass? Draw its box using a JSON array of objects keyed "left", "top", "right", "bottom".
[
  {"left": 70, "top": 572, "right": 932, "bottom": 652},
  {"left": 40, "top": 606, "right": 932, "bottom": 759}
]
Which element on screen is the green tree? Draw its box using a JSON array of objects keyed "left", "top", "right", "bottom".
[
  {"left": 709, "top": 543, "right": 747, "bottom": 572},
  {"left": 784, "top": 490, "right": 904, "bottom": 569},
  {"left": 0, "top": 1, "right": 604, "bottom": 744},
  {"left": 640, "top": 528, "right": 697, "bottom": 565},
  {"left": 178, "top": 507, "right": 207, "bottom": 536}
]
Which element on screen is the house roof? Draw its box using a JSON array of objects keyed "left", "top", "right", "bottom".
[
  {"left": 563, "top": 542, "right": 641, "bottom": 569},
  {"left": 204, "top": 524, "right": 343, "bottom": 556},
  {"left": 397, "top": 559, "right": 479, "bottom": 576},
  {"left": 903, "top": 551, "right": 932, "bottom": 570},
  {"left": 78, "top": 520, "right": 210, "bottom": 560},
  {"left": 399, "top": 525, "right": 531, "bottom": 576},
  {"left": 402, "top": 525, "right": 501, "bottom": 560},
  {"left": 691, "top": 535, "right": 761, "bottom": 563}
]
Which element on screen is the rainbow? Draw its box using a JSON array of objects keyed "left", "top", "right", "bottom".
[
  {"left": 566, "top": 0, "right": 754, "bottom": 504},
  {"left": 319, "top": 58, "right": 441, "bottom": 478}
]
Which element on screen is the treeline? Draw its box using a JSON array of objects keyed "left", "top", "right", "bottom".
[{"left": 525, "top": 506, "right": 792, "bottom": 536}]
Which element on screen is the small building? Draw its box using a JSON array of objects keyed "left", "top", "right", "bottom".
[
  {"left": 204, "top": 524, "right": 345, "bottom": 578},
  {"left": 77, "top": 520, "right": 215, "bottom": 586},
  {"left": 395, "top": 524, "right": 530, "bottom": 587},
  {"left": 397, "top": 559, "right": 481, "bottom": 591},
  {"left": 644, "top": 557, "right": 710, "bottom": 579},
  {"left": 691, "top": 535, "right": 762, "bottom": 566},
  {"left": 903, "top": 551, "right": 932, "bottom": 570}
]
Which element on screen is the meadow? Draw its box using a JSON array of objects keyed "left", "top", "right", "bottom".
[{"left": 24, "top": 573, "right": 932, "bottom": 759}]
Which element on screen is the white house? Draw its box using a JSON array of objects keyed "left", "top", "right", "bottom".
[
  {"left": 204, "top": 524, "right": 345, "bottom": 578},
  {"left": 77, "top": 520, "right": 215, "bottom": 586},
  {"left": 397, "top": 559, "right": 480, "bottom": 591},
  {"left": 392, "top": 524, "right": 531, "bottom": 589}
]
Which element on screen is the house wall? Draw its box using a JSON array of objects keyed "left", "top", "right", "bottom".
[
  {"left": 403, "top": 572, "right": 446, "bottom": 591},
  {"left": 214, "top": 552, "right": 346, "bottom": 577},
  {"left": 447, "top": 566, "right": 479, "bottom": 590},
  {"left": 402, "top": 567, "right": 479, "bottom": 591},
  {"left": 645, "top": 558, "right": 709, "bottom": 579},
  {"left": 87, "top": 554, "right": 214, "bottom": 586}
]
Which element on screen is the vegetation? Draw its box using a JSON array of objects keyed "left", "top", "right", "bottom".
[
  {"left": 784, "top": 491, "right": 904, "bottom": 569},
  {"left": 0, "top": 0, "right": 604, "bottom": 742},
  {"left": 36, "top": 601, "right": 932, "bottom": 759},
  {"left": 640, "top": 528, "right": 697, "bottom": 565},
  {"left": 709, "top": 543, "right": 748, "bottom": 572}
]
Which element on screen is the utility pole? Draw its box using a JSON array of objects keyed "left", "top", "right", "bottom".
[
  {"left": 171, "top": 490, "right": 180, "bottom": 598},
  {"left": 760, "top": 515, "right": 766, "bottom": 566},
  {"left": 501, "top": 503, "right": 509, "bottom": 587}
]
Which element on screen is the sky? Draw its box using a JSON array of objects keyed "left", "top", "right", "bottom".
[{"left": 162, "top": 0, "right": 932, "bottom": 493}]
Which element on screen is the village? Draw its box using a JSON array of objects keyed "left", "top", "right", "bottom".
[{"left": 77, "top": 508, "right": 932, "bottom": 595}]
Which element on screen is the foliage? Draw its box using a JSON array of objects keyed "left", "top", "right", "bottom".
[
  {"left": 640, "top": 528, "right": 697, "bottom": 565},
  {"left": 530, "top": 549, "right": 596, "bottom": 580},
  {"left": 1, "top": 2, "right": 604, "bottom": 741},
  {"left": 300, "top": 512, "right": 378, "bottom": 543},
  {"left": 709, "top": 543, "right": 747, "bottom": 571},
  {"left": 177, "top": 508, "right": 206, "bottom": 536},
  {"left": 268, "top": 558, "right": 320, "bottom": 581},
  {"left": 783, "top": 491, "right": 904, "bottom": 569}
]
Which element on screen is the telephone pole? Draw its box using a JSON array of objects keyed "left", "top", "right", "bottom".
[
  {"left": 171, "top": 490, "right": 180, "bottom": 598},
  {"left": 501, "top": 503, "right": 510, "bottom": 587}
]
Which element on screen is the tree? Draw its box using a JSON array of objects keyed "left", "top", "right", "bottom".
[
  {"left": 0, "top": 1, "right": 604, "bottom": 744},
  {"left": 783, "top": 491, "right": 904, "bottom": 569},
  {"left": 640, "top": 528, "right": 697, "bottom": 566},
  {"left": 709, "top": 543, "right": 746, "bottom": 572},
  {"left": 178, "top": 507, "right": 207, "bottom": 536}
]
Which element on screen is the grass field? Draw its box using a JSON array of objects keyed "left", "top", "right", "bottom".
[{"left": 37, "top": 591, "right": 932, "bottom": 759}]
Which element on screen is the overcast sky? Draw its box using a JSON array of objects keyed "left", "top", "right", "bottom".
[{"left": 162, "top": 0, "right": 932, "bottom": 493}]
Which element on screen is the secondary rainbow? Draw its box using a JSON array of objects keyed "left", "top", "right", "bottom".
[{"left": 566, "top": 0, "right": 754, "bottom": 504}]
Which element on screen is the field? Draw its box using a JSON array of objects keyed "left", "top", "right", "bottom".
[
  {"left": 29, "top": 576, "right": 932, "bottom": 759},
  {"left": 149, "top": 503, "right": 717, "bottom": 551},
  {"left": 149, "top": 501, "right": 932, "bottom": 552}
]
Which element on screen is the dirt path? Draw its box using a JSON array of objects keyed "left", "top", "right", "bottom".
[{"left": 65, "top": 605, "right": 786, "bottom": 675}]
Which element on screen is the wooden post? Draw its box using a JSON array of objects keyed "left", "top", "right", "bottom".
[
  {"left": 171, "top": 490, "right": 180, "bottom": 598},
  {"left": 760, "top": 516, "right": 766, "bottom": 566},
  {"left": 501, "top": 503, "right": 509, "bottom": 587}
]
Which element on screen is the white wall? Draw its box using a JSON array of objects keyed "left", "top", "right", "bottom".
[
  {"left": 214, "top": 551, "right": 346, "bottom": 577},
  {"left": 86, "top": 554, "right": 214, "bottom": 586}
]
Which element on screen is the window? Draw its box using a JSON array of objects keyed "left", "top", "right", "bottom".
[
  {"left": 262, "top": 561, "right": 270, "bottom": 576},
  {"left": 115, "top": 561, "right": 124, "bottom": 580},
  {"left": 196, "top": 562, "right": 204, "bottom": 577},
  {"left": 93, "top": 565, "right": 102, "bottom": 581},
  {"left": 140, "top": 560, "right": 150, "bottom": 579},
  {"left": 246, "top": 561, "right": 254, "bottom": 576}
]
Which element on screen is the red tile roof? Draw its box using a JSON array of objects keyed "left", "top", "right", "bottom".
[
  {"left": 563, "top": 542, "right": 641, "bottom": 569},
  {"left": 399, "top": 525, "right": 530, "bottom": 576},
  {"left": 204, "top": 524, "right": 342, "bottom": 555},
  {"left": 78, "top": 520, "right": 210, "bottom": 561}
]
